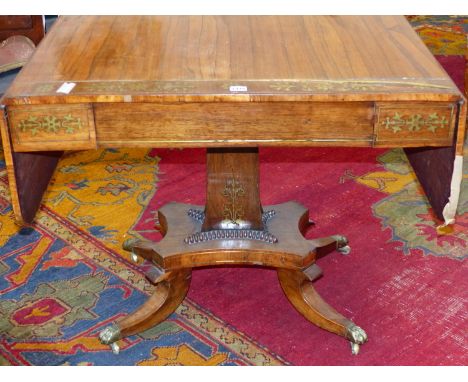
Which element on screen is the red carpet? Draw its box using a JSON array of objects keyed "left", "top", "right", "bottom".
[{"left": 132, "top": 144, "right": 467, "bottom": 365}]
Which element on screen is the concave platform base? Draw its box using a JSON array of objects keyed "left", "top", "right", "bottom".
[{"left": 99, "top": 201, "right": 367, "bottom": 355}]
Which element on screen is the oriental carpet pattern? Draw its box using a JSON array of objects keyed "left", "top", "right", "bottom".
[{"left": 0, "top": 16, "right": 467, "bottom": 366}]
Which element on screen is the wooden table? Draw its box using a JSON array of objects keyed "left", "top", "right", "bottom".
[{"left": 0, "top": 16, "right": 466, "bottom": 355}]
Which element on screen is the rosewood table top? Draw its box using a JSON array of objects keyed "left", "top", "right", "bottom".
[{"left": 2, "top": 16, "right": 462, "bottom": 101}]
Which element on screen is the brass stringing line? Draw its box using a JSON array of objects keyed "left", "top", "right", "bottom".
[{"left": 30, "top": 78, "right": 454, "bottom": 93}]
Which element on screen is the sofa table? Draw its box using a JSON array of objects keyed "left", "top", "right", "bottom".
[{"left": 0, "top": 16, "right": 465, "bottom": 355}]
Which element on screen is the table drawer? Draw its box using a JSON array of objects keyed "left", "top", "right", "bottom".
[
  {"left": 374, "top": 102, "right": 456, "bottom": 147},
  {"left": 7, "top": 104, "right": 97, "bottom": 151},
  {"left": 94, "top": 102, "right": 374, "bottom": 147}
]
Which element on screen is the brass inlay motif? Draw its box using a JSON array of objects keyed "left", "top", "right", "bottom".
[
  {"left": 16, "top": 114, "right": 83, "bottom": 136},
  {"left": 426, "top": 113, "right": 449, "bottom": 133},
  {"left": 382, "top": 112, "right": 449, "bottom": 134},
  {"left": 222, "top": 172, "right": 245, "bottom": 225}
]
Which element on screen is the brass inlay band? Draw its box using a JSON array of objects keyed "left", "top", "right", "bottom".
[{"left": 28, "top": 78, "right": 455, "bottom": 96}]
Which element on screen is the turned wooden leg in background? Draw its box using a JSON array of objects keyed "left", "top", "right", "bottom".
[
  {"left": 277, "top": 268, "right": 367, "bottom": 355},
  {"left": 99, "top": 269, "right": 192, "bottom": 354}
]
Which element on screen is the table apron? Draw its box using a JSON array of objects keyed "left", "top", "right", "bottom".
[{"left": 6, "top": 101, "right": 458, "bottom": 151}]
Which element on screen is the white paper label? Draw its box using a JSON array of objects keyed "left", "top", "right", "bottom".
[
  {"left": 56, "top": 82, "right": 76, "bottom": 94},
  {"left": 229, "top": 85, "right": 248, "bottom": 92}
]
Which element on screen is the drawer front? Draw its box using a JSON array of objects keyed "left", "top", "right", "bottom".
[
  {"left": 374, "top": 103, "right": 456, "bottom": 147},
  {"left": 8, "top": 104, "right": 96, "bottom": 151},
  {"left": 94, "top": 102, "right": 374, "bottom": 147}
]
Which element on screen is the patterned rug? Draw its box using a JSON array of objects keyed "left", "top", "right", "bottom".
[{"left": 0, "top": 16, "right": 467, "bottom": 366}]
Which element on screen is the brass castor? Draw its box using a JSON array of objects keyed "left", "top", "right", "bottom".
[{"left": 331, "top": 235, "right": 351, "bottom": 255}]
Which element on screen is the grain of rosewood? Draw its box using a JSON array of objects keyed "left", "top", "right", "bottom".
[
  {"left": 203, "top": 148, "right": 263, "bottom": 231},
  {"left": 2, "top": 16, "right": 459, "bottom": 95},
  {"left": 1, "top": 15, "right": 465, "bottom": 355}
]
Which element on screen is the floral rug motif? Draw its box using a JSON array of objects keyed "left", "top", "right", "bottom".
[
  {"left": 407, "top": 15, "right": 467, "bottom": 55},
  {"left": 42, "top": 149, "right": 160, "bottom": 255},
  {"left": 349, "top": 149, "right": 467, "bottom": 260},
  {"left": 0, "top": 149, "right": 287, "bottom": 366}
]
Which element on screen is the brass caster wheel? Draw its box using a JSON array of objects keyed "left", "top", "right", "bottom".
[
  {"left": 350, "top": 342, "right": 360, "bottom": 355},
  {"left": 110, "top": 342, "right": 120, "bottom": 355},
  {"left": 347, "top": 324, "right": 367, "bottom": 355},
  {"left": 130, "top": 252, "right": 139, "bottom": 263},
  {"left": 338, "top": 245, "right": 351, "bottom": 255},
  {"left": 122, "top": 238, "right": 141, "bottom": 263},
  {"left": 331, "top": 234, "right": 350, "bottom": 255},
  {"left": 99, "top": 324, "right": 121, "bottom": 354}
]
